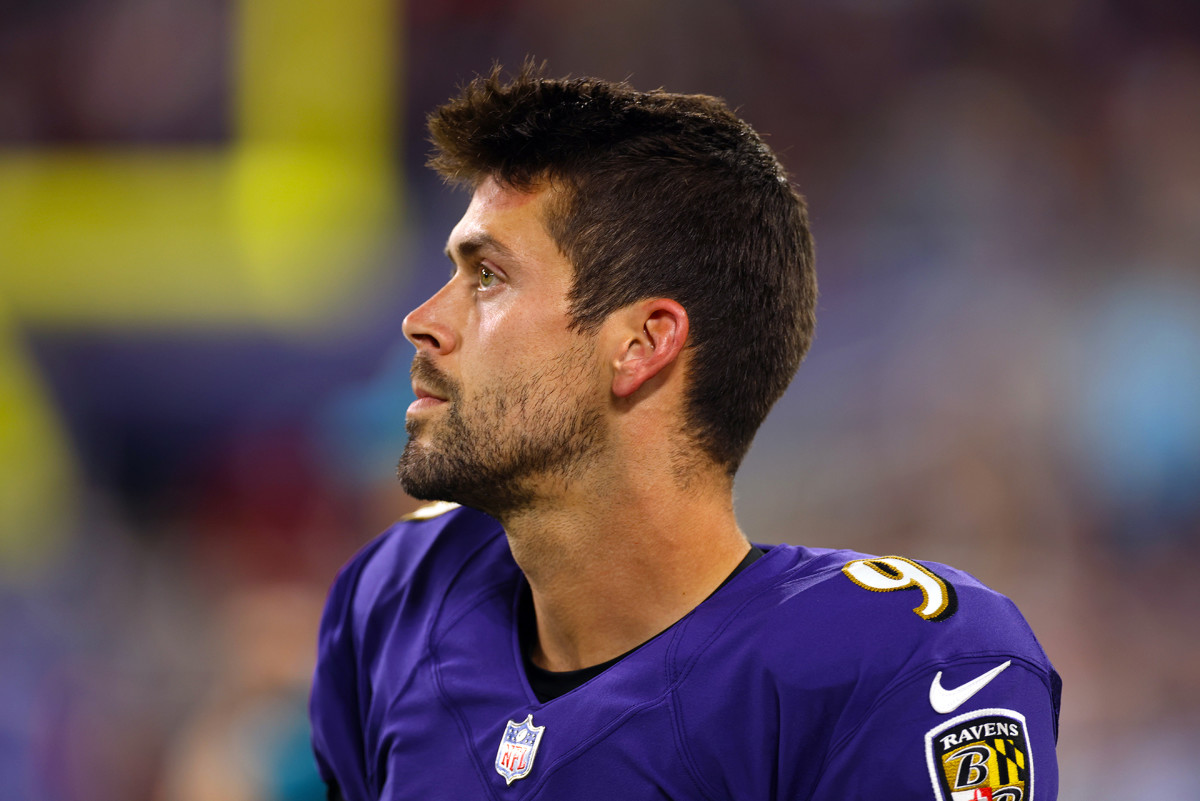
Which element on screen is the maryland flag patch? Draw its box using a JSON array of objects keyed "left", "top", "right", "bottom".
[{"left": 925, "top": 709, "right": 1033, "bottom": 800}]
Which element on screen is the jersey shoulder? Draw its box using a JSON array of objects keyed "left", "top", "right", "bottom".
[
  {"left": 674, "top": 543, "right": 1057, "bottom": 736},
  {"left": 338, "top": 503, "right": 505, "bottom": 608},
  {"left": 671, "top": 545, "right": 1060, "bottom": 799},
  {"left": 315, "top": 502, "right": 509, "bottom": 668},
  {"left": 742, "top": 545, "right": 1052, "bottom": 672},
  {"left": 310, "top": 504, "right": 508, "bottom": 797}
]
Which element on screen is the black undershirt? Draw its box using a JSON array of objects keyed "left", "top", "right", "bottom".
[{"left": 518, "top": 545, "right": 765, "bottom": 703}]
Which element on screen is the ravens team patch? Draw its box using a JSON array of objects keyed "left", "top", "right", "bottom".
[{"left": 925, "top": 709, "right": 1033, "bottom": 800}]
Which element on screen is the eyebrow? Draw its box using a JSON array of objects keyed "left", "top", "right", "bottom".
[{"left": 444, "top": 232, "right": 516, "bottom": 264}]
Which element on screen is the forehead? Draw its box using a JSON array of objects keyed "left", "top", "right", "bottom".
[{"left": 445, "top": 177, "right": 565, "bottom": 267}]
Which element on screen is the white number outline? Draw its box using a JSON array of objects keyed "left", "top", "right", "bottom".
[{"left": 842, "top": 556, "right": 957, "bottom": 621}]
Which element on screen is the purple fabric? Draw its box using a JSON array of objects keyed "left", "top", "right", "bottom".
[{"left": 310, "top": 506, "right": 1059, "bottom": 800}]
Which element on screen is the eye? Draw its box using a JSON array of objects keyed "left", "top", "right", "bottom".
[{"left": 478, "top": 264, "right": 498, "bottom": 289}]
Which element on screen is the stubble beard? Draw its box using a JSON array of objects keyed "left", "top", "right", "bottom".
[{"left": 396, "top": 348, "right": 606, "bottom": 519}]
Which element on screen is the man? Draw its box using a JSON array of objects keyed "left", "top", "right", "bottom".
[{"left": 310, "top": 66, "right": 1060, "bottom": 800}]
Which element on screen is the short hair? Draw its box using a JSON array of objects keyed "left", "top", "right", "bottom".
[{"left": 428, "top": 64, "right": 816, "bottom": 474}]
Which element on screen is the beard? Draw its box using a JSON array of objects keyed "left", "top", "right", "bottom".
[{"left": 396, "top": 348, "right": 606, "bottom": 518}]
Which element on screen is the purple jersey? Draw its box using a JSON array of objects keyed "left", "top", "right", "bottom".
[{"left": 310, "top": 504, "right": 1060, "bottom": 800}]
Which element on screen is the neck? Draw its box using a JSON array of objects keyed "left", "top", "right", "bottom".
[{"left": 497, "top": 461, "right": 750, "bottom": 672}]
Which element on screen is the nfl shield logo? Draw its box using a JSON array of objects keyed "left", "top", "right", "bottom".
[{"left": 495, "top": 714, "right": 546, "bottom": 785}]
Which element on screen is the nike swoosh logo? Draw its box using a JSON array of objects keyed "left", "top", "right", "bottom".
[{"left": 929, "top": 660, "right": 1012, "bottom": 714}]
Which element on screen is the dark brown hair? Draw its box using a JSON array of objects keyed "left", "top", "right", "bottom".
[{"left": 428, "top": 64, "right": 816, "bottom": 474}]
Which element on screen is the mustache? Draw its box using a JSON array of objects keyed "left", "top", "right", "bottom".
[{"left": 411, "top": 354, "right": 459, "bottom": 401}]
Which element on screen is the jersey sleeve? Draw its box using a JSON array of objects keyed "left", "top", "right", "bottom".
[
  {"left": 809, "top": 654, "right": 1061, "bottom": 800},
  {"left": 309, "top": 543, "right": 378, "bottom": 801}
]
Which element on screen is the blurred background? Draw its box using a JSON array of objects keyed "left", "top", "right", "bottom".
[{"left": 1, "top": 0, "right": 1198, "bottom": 798}]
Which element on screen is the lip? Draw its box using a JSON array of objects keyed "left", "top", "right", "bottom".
[{"left": 408, "top": 383, "right": 448, "bottom": 415}]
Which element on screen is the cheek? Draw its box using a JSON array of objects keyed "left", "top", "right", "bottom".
[
  {"left": 475, "top": 305, "right": 571, "bottom": 368},
  {"left": 461, "top": 284, "right": 509, "bottom": 342}
]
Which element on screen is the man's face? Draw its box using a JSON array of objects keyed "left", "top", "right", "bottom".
[{"left": 396, "top": 178, "right": 607, "bottom": 516}]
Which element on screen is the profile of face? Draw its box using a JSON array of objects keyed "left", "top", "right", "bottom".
[{"left": 396, "top": 179, "right": 607, "bottom": 517}]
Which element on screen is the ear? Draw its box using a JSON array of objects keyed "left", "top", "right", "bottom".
[{"left": 611, "top": 298, "right": 689, "bottom": 399}]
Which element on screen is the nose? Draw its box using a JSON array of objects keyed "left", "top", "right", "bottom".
[{"left": 402, "top": 283, "right": 458, "bottom": 355}]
